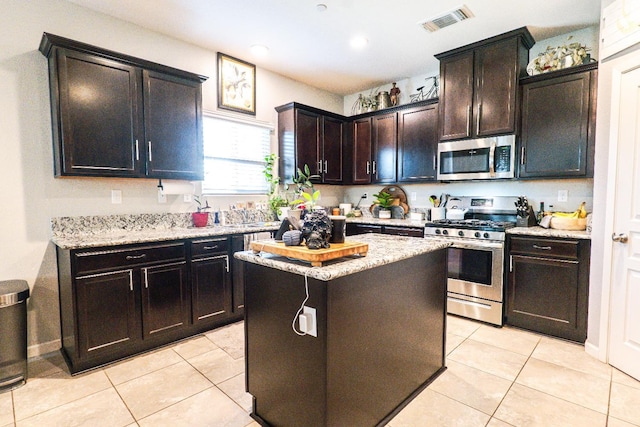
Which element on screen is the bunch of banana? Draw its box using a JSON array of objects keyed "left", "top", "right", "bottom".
[{"left": 551, "top": 202, "right": 587, "bottom": 219}]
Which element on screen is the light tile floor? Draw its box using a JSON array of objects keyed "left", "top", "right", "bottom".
[{"left": 2, "top": 316, "right": 639, "bottom": 427}]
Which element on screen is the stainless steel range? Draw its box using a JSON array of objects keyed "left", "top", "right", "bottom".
[{"left": 424, "top": 196, "right": 518, "bottom": 326}]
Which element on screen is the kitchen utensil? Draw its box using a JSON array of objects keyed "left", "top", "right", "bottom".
[{"left": 429, "top": 195, "right": 438, "bottom": 206}]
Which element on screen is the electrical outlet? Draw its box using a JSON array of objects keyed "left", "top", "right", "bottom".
[
  {"left": 558, "top": 190, "right": 568, "bottom": 202},
  {"left": 299, "top": 306, "right": 317, "bottom": 337},
  {"left": 183, "top": 194, "right": 192, "bottom": 203},
  {"left": 157, "top": 187, "right": 167, "bottom": 203},
  {"left": 111, "top": 190, "right": 122, "bottom": 204},
  {"left": 410, "top": 192, "right": 417, "bottom": 201}
]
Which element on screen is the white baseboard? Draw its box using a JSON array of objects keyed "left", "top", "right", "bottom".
[
  {"left": 27, "top": 339, "right": 61, "bottom": 359},
  {"left": 584, "top": 340, "right": 605, "bottom": 363}
]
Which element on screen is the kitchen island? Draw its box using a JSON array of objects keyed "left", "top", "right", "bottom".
[{"left": 235, "top": 234, "right": 449, "bottom": 427}]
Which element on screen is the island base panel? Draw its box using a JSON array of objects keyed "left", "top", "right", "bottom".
[{"left": 244, "top": 249, "right": 447, "bottom": 426}]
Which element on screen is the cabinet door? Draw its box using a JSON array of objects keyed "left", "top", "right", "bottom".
[
  {"left": 295, "top": 109, "right": 322, "bottom": 179},
  {"left": 372, "top": 113, "right": 397, "bottom": 183},
  {"left": 352, "top": 118, "right": 372, "bottom": 184},
  {"left": 191, "top": 255, "right": 231, "bottom": 324},
  {"left": 346, "top": 223, "right": 382, "bottom": 235},
  {"left": 382, "top": 226, "right": 424, "bottom": 237},
  {"left": 141, "top": 261, "right": 189, "bottom": 338},
  {"left": 75, "top": 269, "right": 139, "bottom": 359},
  {"left": 439, "top": 51, "right": 474, "bottom": 141},
  {"left": 398, "top": 103, "right": 438, "bottom": 182},
  {"left": 55, "top": 49, "right": 141, "bottom": 177},
  {"left": 508, "top": 255, "right": 586, "bottom": 342},
  {"left": 474, "top": 38, "right": 519, "bottom": 136},
  {"left": 143, "top": 70, "right": 203, "bottom": 180},
  {"left": 322, "top": 116, "right": 344, "bottom": 183},
  {"left": 519, "top": 71, "right": 594, "bottom": 178}
]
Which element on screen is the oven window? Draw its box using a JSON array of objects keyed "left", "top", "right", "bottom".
[
  {"left": 440, "top": 147, "right": 490, "bottom": 175},
  {"left": 448, "top": 247, "right": 492, "bottom": 286}
]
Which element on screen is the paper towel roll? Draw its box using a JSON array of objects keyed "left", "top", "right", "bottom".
[{"left": 160, "top": 181, "right": 195, "bottom": 195}]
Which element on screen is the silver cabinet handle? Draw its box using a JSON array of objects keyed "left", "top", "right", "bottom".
[
  {"left": 366, "top": 161, "right": 370, "bottom": 175},
  {"left": 318, "top": 161, "right": 322, "bottom": 174},
  {"left": 126, "top": 254, "right": 147, "bottom": 260},
  {"left": 612, "top": 233, "right": 629, "bottom": 243},
  {"left": 148, "top": 141, "right": 153, "bottom": 162},
  {"left": 143, "top": 268, "right": 149, "bottom": 288},
  {"left": 521, "top": 146, "right": 526, "bottom": 165},
  {"left": 203, "top": 245, "right": 219, "bottom": 250},
  {"left": 324, "top": 160, "right": 328, "bottom": 173},
  {"left": 466, "top": 105, "right": 472, "bottom": 135},
  {"left": 135, "top": 139, "right": 139, "bottom": 161},
  {"left": 372, "top": 161, "right": 377, "bottom": 175},
  {"left": 476, "top": 103, "right": 482, "bottom": 135},
  {"left": 532, "top": 244, "right": 552, "bottom": 250}
]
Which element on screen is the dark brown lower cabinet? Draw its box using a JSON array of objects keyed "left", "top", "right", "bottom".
[
  {"left": 346, "top": 223, "right": 423, "bottom": 237},
  {"left": 506, "top": 236, "right": 590, "bottom": 342},
  {"left": 191, "top": 238, "right": 231, "bottom": 328},
  {"left": 57, "top": 236, "right": 246, "bottom": 374}
]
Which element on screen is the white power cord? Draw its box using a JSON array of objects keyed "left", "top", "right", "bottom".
[{"left": 291, "top": 269, "right": 311, "bottom": 336}]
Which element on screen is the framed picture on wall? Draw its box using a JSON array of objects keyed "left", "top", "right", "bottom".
[{"left": 217, "top": 52, "right": 256, "bottom": 115}]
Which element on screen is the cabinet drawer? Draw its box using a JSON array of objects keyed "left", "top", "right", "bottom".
[
  {"left": 74, "top": 243, "right": 186, "bottom": 274},
  {"left": 383, "top": 226, "right": 424, "bottom": 237},
  {"left": 510, "top": 237, "right": 578, "bottom": 259},
  {"left": 191, "top": 238, "right": 229, "bottom": 257}
]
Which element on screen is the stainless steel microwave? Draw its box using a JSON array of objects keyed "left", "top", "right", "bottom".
[{"left": 437, "top": 135, "right": 516, "bottom": 181}]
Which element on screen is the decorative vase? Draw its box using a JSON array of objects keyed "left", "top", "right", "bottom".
[
  {"left": 192, "top": 212, "right": 209, "bottom": 227},
  {"left": 379, "top": 209, "right": 391, "bottom": 219},
  {"left": 277, "top": 207, "right": 290, "bottom": 221}
]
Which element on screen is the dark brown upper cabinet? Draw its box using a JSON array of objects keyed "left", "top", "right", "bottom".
[
  {"left": 276, "top": 102, "right": 345, "bottom": 185},
  {"left": 436, "top": 27, "right": 534, "bottom": 141},
  {"left": 372, "top": 112, "right": 397, "bottom": 183},
  {"left": 519, "top": 63, "right": 597, "bottom": 178},
  {"left": 397, "top": 102, "right": 439, "bottom": 182},
  {"left": 351, "top": 117, "right": 373, "bottom": 184},
  {"left": 39, "top": 33, "right": 207, "bottom": 180}
]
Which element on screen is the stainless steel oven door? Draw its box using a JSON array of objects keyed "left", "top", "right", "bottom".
[{"left": 423, "top": 236, "right": 504, "bottom": 302}]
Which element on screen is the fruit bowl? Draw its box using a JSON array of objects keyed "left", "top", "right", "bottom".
[{"left": 549, "top": 216, "right": 587, "bottom": 230}]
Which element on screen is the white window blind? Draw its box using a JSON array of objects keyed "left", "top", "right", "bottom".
[{"left": 202, "top": 113, "right": 272, "bottom": 194}]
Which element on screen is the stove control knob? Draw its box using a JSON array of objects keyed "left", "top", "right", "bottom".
[
  {"left": 435, "top": 229, "right": 441, "bottom": 235},
  {"left": 483, "top": 232, "right": 490, "bottom": 239},
  {"left": 442, "top": 229, "right": 448, "bottom": 235},
  {"left": 458, "top": 231, "right": 464, "bottom": 237},
  {"left": 474, "top": 232, "right": 481, "bottom": 238}
]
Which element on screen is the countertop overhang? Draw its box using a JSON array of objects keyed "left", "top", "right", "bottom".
[
  {"left": 234, "top": 233, "right": 450, "bottom": 281},
  {"left": 51, "top": 222, "right": 280, "bottom": 249}
]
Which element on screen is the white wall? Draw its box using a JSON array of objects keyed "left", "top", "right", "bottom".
[{"left": 0, "top": 0, "right": 343, "bottom": 355}]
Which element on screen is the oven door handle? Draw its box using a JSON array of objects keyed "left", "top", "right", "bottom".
[{"left": 489, "top": 141, "right": 496, "bottom": 177}]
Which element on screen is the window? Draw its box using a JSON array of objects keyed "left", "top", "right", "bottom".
[{"left": 202, "top": 113, "right": 272, "bottom": 194}]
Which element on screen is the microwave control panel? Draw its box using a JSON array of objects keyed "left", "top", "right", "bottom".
[{"left": 495, "top": 146, "right": 511, "bottom": 172}]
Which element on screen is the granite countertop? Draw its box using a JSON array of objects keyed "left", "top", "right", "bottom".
[
  {"left": 346, "top": 217, "right": 426, "bottom": 228},
  {"left": 234, "top": 233, "right": 450, "bottom": 281},
  {"left": 52, "top": 222, "right": 281, "bottom": 249},
  {"left": 507, "top": 226, "right": 591, "bottom": 240}
]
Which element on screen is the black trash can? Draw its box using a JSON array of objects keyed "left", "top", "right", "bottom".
[{"left": 0, "top": 280, "right": 30, "bottom": 392}]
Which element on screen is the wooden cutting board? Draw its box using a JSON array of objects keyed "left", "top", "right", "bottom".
[{"left": 250, "top": 240, "right": 368, "bottom": 267}]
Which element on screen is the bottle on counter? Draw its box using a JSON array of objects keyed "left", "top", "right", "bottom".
[{"left": 537, "top": 202, "right": 544, "bottom": 224}]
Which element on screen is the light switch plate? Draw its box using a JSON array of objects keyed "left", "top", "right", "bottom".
[{"left": 158, "top": 187, "right": 167, "bottom": 203}]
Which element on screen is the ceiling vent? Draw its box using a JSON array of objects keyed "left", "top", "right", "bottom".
[{"left": 419, "top": 5, "right": 474, "bottom": 32}]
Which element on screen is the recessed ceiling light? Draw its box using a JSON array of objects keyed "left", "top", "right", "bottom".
[
  {"left": 250, "top": 44, "right": 269, "bottom": 56},
  {"left": 316, "top": 4, "right": 327, "bottom": 12},
  {"left": 350, "top": 36, "right": 368, "bottom": 49}
]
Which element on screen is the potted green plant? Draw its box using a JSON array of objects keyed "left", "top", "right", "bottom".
[
  {"left": 263, "top": 154, "right": 289, "bottom": 219},
  {"left": 192, "top": 196, "right": 211, "bottom": 227},
  {"left": 287, "top": 164, "right": 320, "bottom": 216},
  {"left": 373, "top": 191, "right": 394, "bottom": 219}
]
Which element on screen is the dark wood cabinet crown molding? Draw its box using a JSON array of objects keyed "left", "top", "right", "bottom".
[
  {"left": 39, "top": 33, "right": 208, "bottom": 83},
  {"left": 435, "top": 27, "right": 535, "bottom": 60}
]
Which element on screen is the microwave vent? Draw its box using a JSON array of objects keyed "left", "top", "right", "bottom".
[{"left": 419, "top": 5, "right": 474, "bottom": 32}]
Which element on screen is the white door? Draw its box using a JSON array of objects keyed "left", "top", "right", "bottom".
[{"left": 608, "top": 59, "right": 640, "bottom": 381}]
